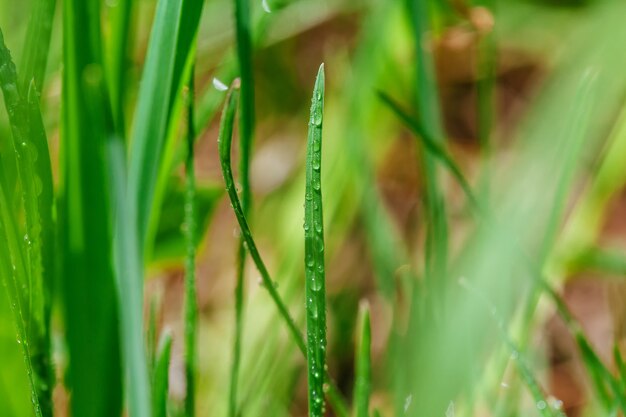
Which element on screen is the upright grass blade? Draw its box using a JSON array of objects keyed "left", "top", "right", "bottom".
[
  {"left": 229, "top": 0, "right": 256, "bottom": 413},
  {"left": 106, "top": 0, "right": 135, "bottom": 134},
  {"left": 183, "top": 67, "right": 198, "bottom": 417},
  {"left": 404, "top": 0, "right": 448, "bottom": 291},
  {"left": 354, "top": 301, "right": 371, "bottom": 417},
  {"left": 0, "top": 27, "right": 53, "bottom": 417},
  {"left": 233, "top": 0, "right": 255, "bottom": 216},
  {"left": 108, "top": 137, "right": 152, "bottom": 417},
  {"left": 153, "top": 331, "right": 173, "bottom": 417},
  {"left": 128, "top": 0, "right": 183, "bottom": 252},
  {"left": 218, "top": 81, "right": 349, "bottom": 417},
  {"left": 0, "top": 162, "right": 43, "bottom": 417},
  {"left": 61, "top": 0, "right": 123, "bottom": 415},
  {"left": 304, "top": 63, "right": 327, "bottom": 417},
  {"left": 19, "top": 0, "right": 57, "bottom": 94}
]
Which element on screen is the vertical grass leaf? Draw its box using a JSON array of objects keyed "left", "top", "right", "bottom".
[
  {"left": 61, "top": 0, "right": 123, "bottom": 414},
  {"left": 153, "top": 331, "right": 173, "bottom": 417},
  {"left": 304, "top": 63, "right": 327, "bottom": 417},
  {"left": 354, "top": 301, "right": 372, "bottom": 417}
]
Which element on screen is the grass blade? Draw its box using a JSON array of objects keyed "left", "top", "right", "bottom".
[
  {"left": 378, "top": 91, "right": 479, "bottom": 210},
  {"left": 183, "top": 66, "right": 198, "bottom": 417},
  {"left": 153, "top": 331, "right": 173, "bottom": 417},
  {"left": 61, "top": 0, "right": 123, "bottom": 415},
  {"left": 106, "top": 0, "right": 134, "bottom": 134},
  {"left": 0, "top": 162, "right": 43, "bottom": 417},
  {"left": 218, "top": 80, "right": 349, "bottom": 417},
  {"left": 404, "top": 0, "right": 448, "bottom": 288},
  {"left": 229, "top": 0, "right": 256, "bottom": 412},
  {"left": 19, "top": 0, "right": 56, "bottom": 94},
  {"left": 128, "top": 0, "right": 183, "bottom": 251},
  {"left": 304, "top": 63, "right": 327, "bottom": 417},
  {"left": 354, "top": 301, "right": 372, "bottom": 417},
  {"left": 0, "top": 26, "right": 53, "bottom": 417},
  {"left": 233, "top": 0, "right": 255, "bottom": 215}
]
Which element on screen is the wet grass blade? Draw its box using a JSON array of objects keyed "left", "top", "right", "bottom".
[
  {"left": 304, "top": 63, "right": 327, "bottom": 417},
  {"left": 19, "top": 0, "right": 56, "bottom": 94},
  {"left": 218, "top": 80, "right": 349, "bottom": 417},
  {"left": 153, "top": 331, "right": 173, "bottom": 417},
  {"left": 183, "top": 66, "right": 198, "bottom": 417},
  {"left": 61, "top": 0, "right": 123, "bottom": 415},
  {"left": 354, "top": 301, "right": 371, "bottom": 417},
  {"left": 0, "top": 26, "right": 53, "bottom": 416},
  {"left": 0, "top": 162, "right": 43, "bottom": 417}
]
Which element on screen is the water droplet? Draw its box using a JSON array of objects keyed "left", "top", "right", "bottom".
[
  {"left": 313, "top": 181, "right": 321, "bottom": 191},
  {"left": 311, "top": 274, "right": 322, "bottom": 291},
  {"left": 212, "top": 77, "right": 228, "bottom": 92},
  {"left": 312, "top": 161, "right": 320, "bottom": 171},
  {"left": 314, "top": 111, "right": 322, "bottom": 126},
  {"left": 445, "top": 401, "right": 455, "bottom": 417},
  {"left": 536, "top": 400, "right": 546, "bottom": 410},
  {"left": 305, "top": 192, "right": 312, "bottom": 201},
  {"left": 261, "top": 0, "right": 271, "bottom": 13},
  {"left": 404, "top": 394, "right": 412, "bottom": 413}
]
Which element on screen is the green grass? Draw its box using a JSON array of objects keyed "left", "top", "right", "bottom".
[{"left": 3, "top": 0, "right": 626, "bottom": 416}]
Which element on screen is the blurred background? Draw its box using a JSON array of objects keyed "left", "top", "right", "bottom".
[{"left": 2, "top": 0, "right": 626, "bottom": 416}]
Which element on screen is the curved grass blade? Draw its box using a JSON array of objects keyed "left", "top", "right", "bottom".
[
  {"left": 229, "top": 0, "right": 256, "bottom": 413},
  {"left": 19, "top": 0, "right": 57, "bottom": 94},
  {"left": 153, "top": 331, "right": 173, "bottom": 417},
  {"left": 354, "top": 301, "right": 371, "bottom": 417},
  {"left": 183, "top": 67, "right": 198, "bottom": 417},
  {"left": 304, "top": 63, "right": 326, "bottom": 417},
  {"left": 218, "top": 80, "right": 349, "bottom": 417}
]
